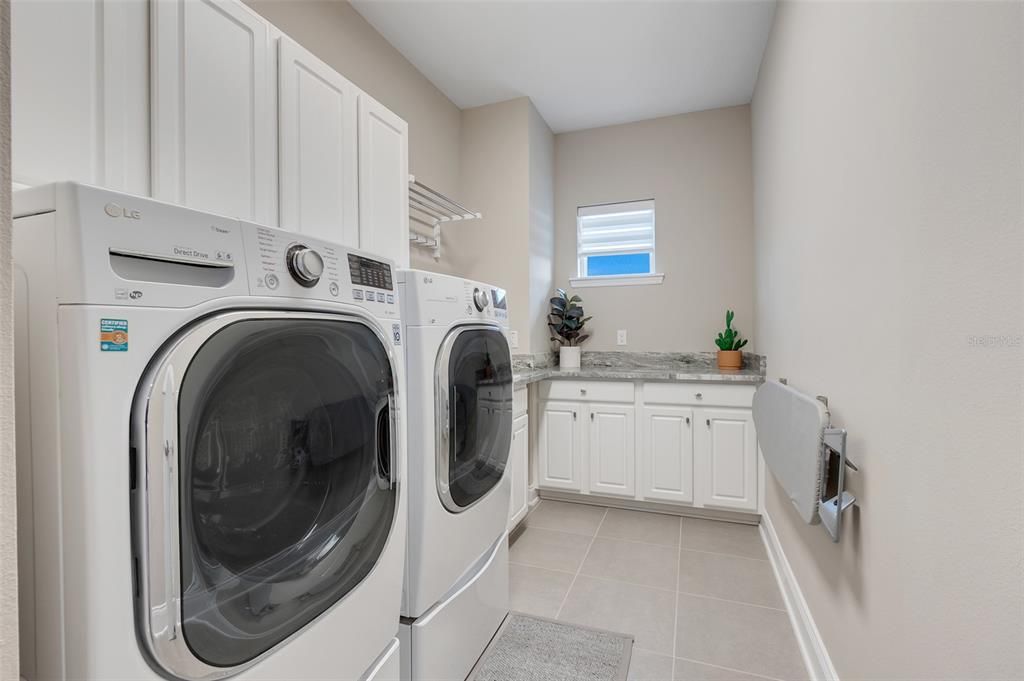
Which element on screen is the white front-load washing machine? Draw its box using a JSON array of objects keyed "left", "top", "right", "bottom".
[
  {"left": 14, "top": 183, "right": 407, "bottom": 681},
  {"left": 396, "top": 271, "right": 513, "bottom": 681}
]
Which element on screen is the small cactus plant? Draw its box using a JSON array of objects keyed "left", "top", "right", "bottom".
[{"left": 714, "top": 310, "right": 748, "bottom": 351}]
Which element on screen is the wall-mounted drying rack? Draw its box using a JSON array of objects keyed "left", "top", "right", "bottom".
[
  {"left": 408, "top": 175, "right": 482, "bottom": 260},
  {"left": 752, "top": 379, "right": 859, "bottom": 543}
]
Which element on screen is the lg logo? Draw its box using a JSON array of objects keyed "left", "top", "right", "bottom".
[{"left": 104, "top": 202, "right": 142, "bottom": 220}]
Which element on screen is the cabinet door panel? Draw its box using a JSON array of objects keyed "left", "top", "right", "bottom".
[
  {"left": 358, "top": 95, "right": 409, "bottom": 266},
  {"left": 13, "top": 0, "right": 149, "bottom": 192},
  {"left": 538, "top": 401, "right": 581, "bottom": 491},
  {"left": 696, "top": 410, "right": 757, "bottom": 511},
  {"left": 587, "top": 405, "right": 635, "bottom": 498},
  {"left": 641, "top": 406, "right": 694, "bottom": 503},
  {"left": 508, "top": 415, "right": 529, "bottom": 530},
  {"left": 152, "top": 0, "right": 274, "bottom": 222},
  {"left": 278, "top": 37, "right": 359, "bottom": 244}
]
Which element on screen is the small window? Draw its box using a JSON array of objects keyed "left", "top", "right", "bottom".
[{"left": 577, "top": 200, "right": 656, "bottom": 280}]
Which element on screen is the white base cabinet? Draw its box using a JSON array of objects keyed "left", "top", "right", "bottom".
[
  {"left": 507, "top": 387, "right": 530, "bottom": 531},
  {"left": 537, "top": 400, "right": 582, "bottom": 492},
  {"left": 641, "top": 406, "right": 695, "bottom": 504},
  {"left": 508, "top": 414, "right": 529, "bottom": 530},
  {"left": 695, "top": 409, "right": 758, "bottom": 511},
  {"left": 587, "top": 404, "right": 636, "bottom": 498},
  {"left": 538, "top": 381, "right": 760, "bottom": 514}
]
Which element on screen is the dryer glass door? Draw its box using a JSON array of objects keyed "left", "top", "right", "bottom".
[
  {"left": 438, "top": 326, "right": 513, "bottom": 512},
  {"left": 138, "top": 315, "right": 399, "bottom": 675}
]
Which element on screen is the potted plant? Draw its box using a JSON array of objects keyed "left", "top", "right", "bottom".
[
  {"left": 714, "top": 309, "right": 748, "bottom": 370},
  {"left": 549, "top": 288, "right": 591, "bottom": 369}
]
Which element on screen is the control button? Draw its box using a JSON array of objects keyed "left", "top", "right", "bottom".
[
  {"left": 473, "top": 287, "right": 489, "bottom": 312},
  {"left": 286, "top": 244, "right": 324, "bottom": 288},
  {"left": 366, "top": 290, "right": 375, "bottom": 299},
  {"left": 329, "top": 282, "right": 339, "bottom": 297},
  {"left": 376, "top": 292, "right": 386, "bottom": 303},
  {"left": 264, "top": 273, "right": 279, "bottom": 290},
  {"left": 386, "top": 294, "right": 395, "bottom": 304},
  {"left": 353, "top": 289, "right": 364, "bottom": 301}
]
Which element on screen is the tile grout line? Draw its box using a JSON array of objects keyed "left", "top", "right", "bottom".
[
  {"left": 554, "top": 507, "right": 608, "bottom": 620},
  {"left": 529, "top": 523, "right": 769, "bottom": 561},
  {"left": 671, "top": 517, "right": 683, "bottom": 681},
  {"left": 512, "top": 557, "right": 785, "bottom": 609},
  {"left": 676, "top": 589, "right": 788, "bottom": 612},
  {"left": 674, "top": 654, "right": 788, "bottom": 681}
]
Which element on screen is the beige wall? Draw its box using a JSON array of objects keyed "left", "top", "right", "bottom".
[
  {"left": 243, "top": 0, "right": 462, "bottom": 273},
  {"left": 554, "top": 107, "right": 755, "bottom": 353},
  {"left": 451, "top": 98, "right": 532, "bottom": 346},
  {"left": 0, "top": 0, "right": 17, "bottom": 677},
  {"left": 752, "top": 1, "right": 1023, "bottom": 678},
  {"left": 451, "top": 97, "right": 554, "bottom": 354},
  {"left": 527, "top": 102, "right": 555, "bottom": 354}
]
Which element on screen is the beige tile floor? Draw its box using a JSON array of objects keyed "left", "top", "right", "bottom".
[{"left": 509, "top": 500, "right": 808, "bottom": 681}]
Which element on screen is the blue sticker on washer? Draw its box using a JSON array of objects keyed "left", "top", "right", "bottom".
[{"left": 100, "top": 319, "right": 128, "bottom": 352}]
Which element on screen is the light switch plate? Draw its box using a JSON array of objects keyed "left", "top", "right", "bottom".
[
  {"left": 509, "top": 330, "right": 519, "bottom": 349},
  {"left": 617, "top": 329, "right": 628, "bottom": 346}
]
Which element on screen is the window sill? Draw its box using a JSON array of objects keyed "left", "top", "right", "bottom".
[{"left": 569, "top": 273, "right": 665, "bottom": 288}]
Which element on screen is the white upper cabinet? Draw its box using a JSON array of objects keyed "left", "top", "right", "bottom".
[
  {"left": 587, "top": 405, "right": 636, "bottom": 498},
  {"left": 12, "top": 0, "right": 149, "bottom": 193},
  {"left": 695, "top": 409, "right": 758, "bottom": 512},
  {"left": 278, "top": 37, "right": 359, "bottom": 245},
  {"left": 151, "top": 0, "right": 276, "bottom": 223},
  {"left": 358, "top": 95, "right": 410, "bottom": 268},
  {"left": 641, "top": 405, "right": 695, "bottom": 504}
]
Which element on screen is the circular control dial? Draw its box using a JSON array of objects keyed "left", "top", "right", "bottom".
[
  {"left": 286, "top": 244, "right": 324, "bottom": 287},
  {"left": 473, "top": 288, "right": 489, "bottom": 312}
]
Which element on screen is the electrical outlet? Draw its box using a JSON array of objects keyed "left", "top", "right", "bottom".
[
  {"left": 509, "top": 330, "right": 519, "bottom": 350},
  {"left": 617, "top": 329, "right": 628, "bottom": 346}
]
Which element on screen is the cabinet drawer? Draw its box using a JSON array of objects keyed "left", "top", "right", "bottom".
[
  {"left": 541, "top": 380, "right": 634, "bottom": 403},
  {"left": 643, "top": 383, "right": 755, "bottom": 408},
  {"left": 513, "top": 387, "right": 528, "bottom": 417}
]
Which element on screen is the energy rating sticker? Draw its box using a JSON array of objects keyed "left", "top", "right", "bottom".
[{"left": 100, "top": 319, "right": 129, "bottom": 352}]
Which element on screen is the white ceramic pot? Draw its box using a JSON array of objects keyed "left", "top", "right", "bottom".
[{"left": 559, "top": 346, "right": 582, "bottom": 369}]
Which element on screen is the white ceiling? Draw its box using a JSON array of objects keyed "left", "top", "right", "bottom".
[{"left": 351, "top": 0, "right": 777, "bottom": 133}]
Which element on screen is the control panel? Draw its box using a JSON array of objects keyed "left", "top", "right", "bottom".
[
  {"left": 463, "top": 280, "right": 508, "bottom": 321},
  {"left": 396, "top": 270, "right": 508, "bottom": 327},
  {"left": 240, "top": 224, "right": 399, "bottom": 319}
]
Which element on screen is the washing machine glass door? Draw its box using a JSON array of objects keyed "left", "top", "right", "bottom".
[
  {"left": 134, "top": 312, "right": 399, "bottom": 679},
  {"left": 436, "top": 325, "right": 513, "bottom": 512}
]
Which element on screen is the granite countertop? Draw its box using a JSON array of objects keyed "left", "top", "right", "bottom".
[{"left": 511, "top": 352, "right": 766, "bottom": 388}]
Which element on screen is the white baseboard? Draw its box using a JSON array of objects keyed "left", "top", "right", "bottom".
[
  {"left": 527, "top": 485, "right": 540, "bottom": 508},
  {"left": 760, "top": 511, "right": 839, "bottom": 681}
]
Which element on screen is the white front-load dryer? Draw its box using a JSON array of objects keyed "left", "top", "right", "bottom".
[
  {"left": 397, "top": 271, "right": 513, "bottom": 681},
  {"left": 14, "top": 183, "right": 406, "bottom": 681}
]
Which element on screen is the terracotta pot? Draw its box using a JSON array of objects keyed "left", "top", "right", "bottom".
[
  {"left": 559, "top": 346, "right": 582, "bottom": 369},
  {"left": 717, "top": 350, "right": 743, "bottom": 370}
]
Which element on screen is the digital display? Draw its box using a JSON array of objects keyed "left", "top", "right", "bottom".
[
  {"left": 491, "top": 288, "right": 507, "bottom": 310},
  {"left": 348, "top": 254, "right": 393, "bottom": 291}
]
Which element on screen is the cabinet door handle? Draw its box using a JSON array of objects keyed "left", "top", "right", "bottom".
[
  {"left": 686, "top": 417, "right": 690, "bottom": 425},
  {"left": 695, "top": 392, "right": 703, "bottom": 400},
  {"left": 590, "top": 412, "right": 594, "bottom": 421},
  {"left": 573, "top": 411, "right": 577, "bottom": 420},
  {"left": 706, "top": 419, "right": 711, "bottom": 427},
  {"left": 580, "top": 388, "right": 587, "bottom": 396}
]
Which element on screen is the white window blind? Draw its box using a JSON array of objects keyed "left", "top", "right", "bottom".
[{"left": 576, "top": 199, "right": 656, "bottom": 278}]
